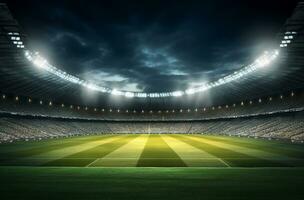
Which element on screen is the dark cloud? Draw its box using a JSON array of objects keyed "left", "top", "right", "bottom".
[{"left": 4, "top": 0, "right": 299, "bottom": 92}]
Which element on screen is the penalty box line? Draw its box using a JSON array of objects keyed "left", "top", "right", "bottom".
[
  {"left": 85, "top": 158, "right": 101, "bottom": 167},
  {"left": 217, "top": 158, "right": 231, "bottom": 167},
  {"left": 85, "top": 157, "right": 231, "bottom": 167}
]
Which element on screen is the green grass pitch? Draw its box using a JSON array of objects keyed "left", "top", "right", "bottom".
[{"left": 0, "top": 134, "right": 304, "bottom": 199}]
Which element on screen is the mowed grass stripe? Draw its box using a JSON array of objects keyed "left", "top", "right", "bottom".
[
  {"left": 137, "top": 134, "right": 186, "bottom": 167},
  {"left": 1, "top": 135, "right": 116, "bottom": 158},
  {"left": 23, "top": 135, "right": 122, "bottom": 166},
  {"left": 175, "top": 135, "right": 287, "bottom": 167},
  {"left": 0, "top": 135, "right": 121, "bottom": 167},
  {"left": 162, "top": 135, "right": 227, "bottom": 167},
  {"left": 91, "top": 134, "right": 149, "bottom": 167},
  {"left": 45, "top": 135, "right": 139, "bottom": 167},
  {"left": 203, "top": 135, "right": 304, "bottom": 159},
  {"left": 0, "top": 135, "right": 114, "bottom": 166},
  {"left": 191, "top": 136, "right": 290, "bottom": 159},
  {"left": 190, "top": 135, "right": 304, "bottom": 166}
]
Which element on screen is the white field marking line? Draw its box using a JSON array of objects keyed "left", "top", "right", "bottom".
[
  {"left": 188, "top": 136, "right": 291, "bottom": 160},
  {"left": 217, "top": 158, "right": 231, "bottom": 167},
  {"left": 90, "top": 134, "right": 149, "bottom": 167},
  {"left": 86, "top": 158, "right": 101, "bottom": 167}
]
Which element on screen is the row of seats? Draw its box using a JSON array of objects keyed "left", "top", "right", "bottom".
[{"left": 1, "top": 111, "right": 303, "bottom": 143}]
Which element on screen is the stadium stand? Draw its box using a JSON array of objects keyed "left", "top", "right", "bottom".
[
  {"left": 0, "top": 90, "right": 303, "bottom": 120},
  {"left": 0, "top": 3, "right": 304, "bottom": 144},
  {"left": 0, "top": 112, "right": 303, "bottom": 143},
  {"left": 0, "top": 90, "right": 304, "bottom": 143}
]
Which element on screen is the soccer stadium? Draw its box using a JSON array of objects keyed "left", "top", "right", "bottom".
[{"left": 0, "top": 1, "right": 304, "bottom": 199}]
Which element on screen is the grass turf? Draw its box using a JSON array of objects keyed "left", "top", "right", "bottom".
[
  {"left": 0, "top": 134, "right": 304, "bottom": 199},
  {"left": 1, "top": 134, "right": 304, "bottom": 167},
  {"left": 0, "top": 167, "right": 304, "bottom": 200}
]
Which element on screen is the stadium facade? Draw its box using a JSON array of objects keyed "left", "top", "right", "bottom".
[
  {"left": 0, "top": 3, "right": 304, "bottom": 142},
  {"left": 1, "top": 3, "right": 304, "bottom": 200}
]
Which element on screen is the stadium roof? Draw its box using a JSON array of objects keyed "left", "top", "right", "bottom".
[{"left": 0, "top": 3, "right": 304, "bottom": 109}]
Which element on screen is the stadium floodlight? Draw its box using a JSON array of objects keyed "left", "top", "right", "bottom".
[
  {"left": 136, "top": 93, "right": 147, "bottom": 98},
  {"left": 149, "top": 93, "right": 159, "bottom": 98},
  {"left": 111, "top": 89, "right": 124, "bottom": 96},
  {"left": 20, "top": 24, "right": 287, "bottom": 99},
  {"left": 125, "top": 92, "right": 135, "bottom": 98},
  {"left": 171, "top": 91, "right": 184, "bottom": 97},
  {"left": 255, "top": 51, "right": 278, "bottom": 68},
  {"left": 32, "top": 55, "right": 48, "bottom": 68},
  {"left": 255, "top": 57, "right": 270, "bottom": 68},
  {"left": 185, "top": 88, "right": 196, "bottom": 95},
  {"left": 23, "top": 49, "right": 280, "bottom": 98}
]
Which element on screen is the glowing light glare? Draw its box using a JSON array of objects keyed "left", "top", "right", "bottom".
[
  {"left": 24, "top": 48, "right": 280, "bottom": 98},
  {"left": 171, "top": 91, "right": 184, "bottom": 97},
  {"left": 186, "top": 85, "right": 208, "bottom": 94},
  {"left": 111, "top": 89, "right": 124, "bottom": 96},
  {"left": 255, "top": 51, "right": 277, "bottom": 68},
  {"left": 137, "top": 93, "right": 147, "bottom": 98},
  {"left": 125, "top": 92, "right": 135, "bottom": 98},
  {"left": 16, "top": 25, "right": 287, "bottom": 98},
  {"left": 184, "top": 50, "right": 279, "bottom": 95},
  {"left": 185, "top": 88, "right": 196, "bottom": 95},
  {"left": 33, "top": 56, "right": 48, "bottom": 68},
  {"left": 275, "top": 50, "right": 279, "bottom": 56},
  {"left": 255, "top": 56, "right": 270, "bottom": 68}
]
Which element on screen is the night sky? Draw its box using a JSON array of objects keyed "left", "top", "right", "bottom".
[{"left": 3, "top": 0, "right": 300, "bottom": 93}]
